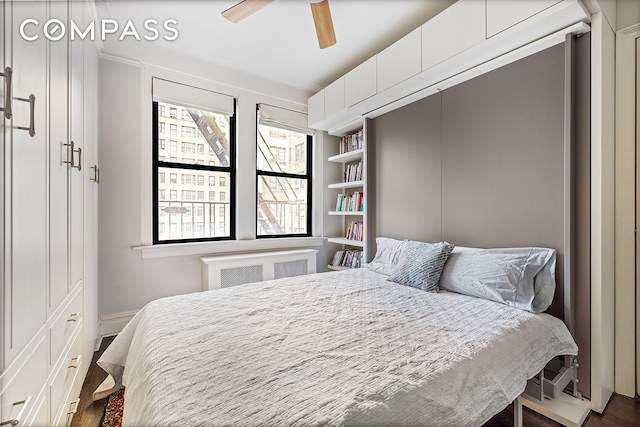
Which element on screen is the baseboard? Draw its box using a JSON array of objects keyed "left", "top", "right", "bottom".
[{"left": 99, "top": 309, "right": 138, "bottom": 337}]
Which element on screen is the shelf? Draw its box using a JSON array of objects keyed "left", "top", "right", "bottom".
[
  {"left": 328, "top": 211, "right": 364, "bottom": 216},
  {"left": 328, "top": 180, "right": 364, "bottom": 190},
  {"left": 328, "top": 149, "right": 364, "bottom": 163},
  {"left": 327, "top": 237, "right": 365, "bottom": 247}
]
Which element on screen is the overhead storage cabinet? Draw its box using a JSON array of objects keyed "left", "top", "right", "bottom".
[
  {"left": 422, "top": 0, "right": 486, "bottom": 71},
  {"left": 324, "top": 77, "right": 345, "bottom": 119},
  {"left": 344, "top": 57, "right": 377, "bottom": 108},
  {"left": 377, "top": 27, "right": 422, "bottom": 93},
  {"left": 486, "top": 0, "right": 562, "bottom": 37}
]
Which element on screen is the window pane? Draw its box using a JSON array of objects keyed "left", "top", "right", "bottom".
[
  {"left": 157, "top": 101, "right": 231, "bottom": 167},
  {"left": 158, "top": 167, "right": 231, "bottom": 241},
  {"left": 257, "top": 176, "right": 307, "bottom": 236},
  {"left": 257, "top": 122, "right": 307, "bottom": 175}
]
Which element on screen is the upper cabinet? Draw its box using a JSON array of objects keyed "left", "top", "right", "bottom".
[
  {"left": 308, "top": 90, "right": 325, "bottom": 127},
  {"left": 487, "top": 0, "right": 562, "bottom": 38},
  {"left": 308, "top": 0, "right": 590, "bottom": 132},
  {"left": 377, "top": 28, "right": 422, "bottom": 93},
  {"left": 324, "top": 77, "right": 345, "bottom": 119},
  {"left": 422, "top": 0, "right": 485, "bottom": 71},
  {"left": 344, "top": 57, "right": 376, "bottom": 108}
]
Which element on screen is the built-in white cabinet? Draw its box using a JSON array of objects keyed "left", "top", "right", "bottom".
[
  {"left": 324, "top": 77, "right": 345, "bottom": 119},
  {"left": 377, "top": 27, "right": 422, "bottom": 93},
  {"left": 422, "top": 0, "right": 485, "bottom": 71},
  {"left": 344, "top": 57, "right": 377, "bottom": 108},
  {"left": 486, "top": 0, "right": 562, "bottom": 38},
  {"left": 308, "top": 90, "right": 325, "bottom": 129},
  {"left": 308, "top": 0, "right": 589, "bottom": 133},
  {"left": 1, "top": 1, "right": 99, "bottom": 426}
]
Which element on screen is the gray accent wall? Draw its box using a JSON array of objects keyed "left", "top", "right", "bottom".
[{"left": 371, "top": 39, "right": 591, "bottom": 397}]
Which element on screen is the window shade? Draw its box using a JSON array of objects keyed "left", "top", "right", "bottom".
[
  {"left": 258, "top": 104, "right": 314, "bottom": 135},
  {"left": 152, "top": 78, "right": 234, "bottom": 116}
]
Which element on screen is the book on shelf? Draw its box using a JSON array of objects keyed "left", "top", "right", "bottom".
[
  {"left": 330, "top": 249, "right": 362, "bottom": 268},
  {"left": 345, "top": 221, "right": 364, "bottom": 241},
  {"left": 339, "top": 129, "right": 364, "bottom": 154},
  {"left": 335, "top": 191, "right": 364, "bottom": 212},
  {"left": 343, "top": 161, "right": 363, "bottom": 183}
]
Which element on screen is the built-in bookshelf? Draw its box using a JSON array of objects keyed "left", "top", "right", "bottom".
[{"left": 327, "top": 123, "right": 370, "bottom": 271}]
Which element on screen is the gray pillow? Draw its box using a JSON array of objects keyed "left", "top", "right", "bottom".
[
  {"left": 367, "top": 237, "right": 406, "bottom": 276},
  {"left": 387, "top": 241, "right": 455, "bottom": 292},
  {"left": 438, "top": 246, "right": 556, "bottom": 313}
]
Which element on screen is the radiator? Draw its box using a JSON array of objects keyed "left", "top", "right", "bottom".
[{"left": 201, "top": 249, "right": 318, "bottom": 290}]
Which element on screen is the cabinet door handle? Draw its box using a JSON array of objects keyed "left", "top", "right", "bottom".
[
  {"left": 91, "top": 165, "right": 100, "bottom": 183},
  {"left": 67, "top": 312, "right": 80, "bottom": 322},
  {"left": 67, "top": 398, "right": 80, "bottom": 415},
  {"left": 14, "top": 94, "right": 35, "bottom": 137},
  {"left": 75, "top": 146, "right": 82, "bottom": 171},
  {"left": 64, "top": 141, "right": 75, "bottom": 167},
  {"left": 68, "top": 355, "right": 82, "bottom": 369},
  {"left": 0, "top": 395, "right": 32, "bottom": 426},
  {"left": 64, "top": 142, "right": 82, "bottom": 171},
  {"left": 0, "top": 66, "right": 12, "bottom": 119}
]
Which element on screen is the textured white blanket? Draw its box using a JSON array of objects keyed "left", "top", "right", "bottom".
[{"left": 98, "top": 269, "right": 577, "bottom": 426}]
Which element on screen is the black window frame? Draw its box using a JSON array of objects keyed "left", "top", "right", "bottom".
[
  {"left": 256, "top": 109, "right": 312, "bottom": 239},
  {"left": 152, "top": 100, "right": 236, "bottom": 244}
]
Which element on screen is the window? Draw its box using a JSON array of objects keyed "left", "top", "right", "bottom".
[
  {"left": 153, "top": 98, "right": 235, "bottom": 243},
  {"left": 159, "top": 122, "right": 165, "bottom": 134},
  {"left": 159, "top": 105, "right": 166, "bottom": 117},
  {"left": 159, "top": 139, "right": 165, "bottom": 150},
  {"left": 257, "top": 107, "right": 312, "bottom": 237},
  {"left": 182, "top": 142, "right": 195, "bottom": 153},
  {"left": 219, "top": 176, "right": 226, "bottom": 187}
]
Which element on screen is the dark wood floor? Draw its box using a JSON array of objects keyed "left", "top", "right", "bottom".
[{"left": 73, "top": 336, "right": 640, "bottom": 426}]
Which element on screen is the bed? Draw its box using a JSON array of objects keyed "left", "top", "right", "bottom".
[{"left": 97, "top": 242, "right": 578, "bottom": 427}]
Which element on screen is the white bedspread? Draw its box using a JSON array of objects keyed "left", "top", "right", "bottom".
[{"left": 98, "top": 268, "right": 577, "bottom": 427}]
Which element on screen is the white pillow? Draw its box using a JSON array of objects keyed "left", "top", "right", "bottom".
[
  {"left": 367, "top": 237, "right": 406, "bottom": 276},
  {"left": 438, "top": 246, "right": 556, "bottom": 313}
]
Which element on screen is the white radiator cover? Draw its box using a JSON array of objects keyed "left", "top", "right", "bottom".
[{"left": 201, "top": 249, "right": 318, "bottom": 290}]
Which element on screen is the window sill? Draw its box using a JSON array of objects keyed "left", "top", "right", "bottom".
[{"left": 132, "top": 237, "right": 326, "bottom": 259}]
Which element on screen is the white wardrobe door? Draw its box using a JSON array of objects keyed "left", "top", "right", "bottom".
[
  {"left": 49, "top": 0, "right": 70, "bottom": 316},
  {"left": 6, "top": 0, "right": 48, "bottom": 363}
]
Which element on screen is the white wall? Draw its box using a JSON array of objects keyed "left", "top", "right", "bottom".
[{"left": 98, "top": 56, "right": 336, "bottom": 329}]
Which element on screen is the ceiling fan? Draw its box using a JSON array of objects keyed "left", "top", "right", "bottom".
[{"left": 222, "top": 0, "right": 337, "bottom": 49}]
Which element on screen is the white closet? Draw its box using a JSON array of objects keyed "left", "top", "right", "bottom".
[{"left": 0, "top": 1, "right": 99, "bottom": 426}]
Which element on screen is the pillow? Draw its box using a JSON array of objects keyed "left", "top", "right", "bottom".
[
  {"left": 387, "top": 241, "right": 455, "bottom": 292},
  {"left": 438, "top": 246, "right": 556, "bottom": 313},
  {"left": 367, "top": 237, "right": 406, "bottom": 276}
]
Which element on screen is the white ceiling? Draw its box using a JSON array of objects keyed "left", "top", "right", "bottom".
[{"left": 95, "top": 0, "right": 456, "bottom": 94}]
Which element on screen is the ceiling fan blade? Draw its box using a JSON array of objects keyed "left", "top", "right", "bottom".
[
  {"left": 222, "top": 0, "right": 274, "bottom": 23},
  {"left": 310, "top": 0, "right": 336, "bottom": 49}
]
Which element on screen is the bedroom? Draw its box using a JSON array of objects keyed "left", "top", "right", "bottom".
[{"left": 1, "top": 0, "right": 639, "bottom": 426}]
